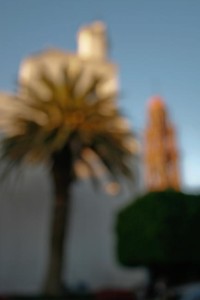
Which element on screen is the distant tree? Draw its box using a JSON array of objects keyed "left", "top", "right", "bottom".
[
  {"left": 0, "top": 50, "right": 137, "bottom": 296},
  {"left": 116, "top": 190, "right": 200, "bottom": 289}
]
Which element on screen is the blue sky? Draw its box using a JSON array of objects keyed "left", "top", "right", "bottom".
[{"left": 0, "top": 0, "right": 200, "bottom": 190}]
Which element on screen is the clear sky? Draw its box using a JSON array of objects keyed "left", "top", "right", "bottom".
[{"left": 0, "top": 0, "right": 199, "bottom": 190}]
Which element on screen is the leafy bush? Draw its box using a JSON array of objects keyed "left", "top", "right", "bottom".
[{"left": 116, "top": 190, "right": 200, "bottom": 268}]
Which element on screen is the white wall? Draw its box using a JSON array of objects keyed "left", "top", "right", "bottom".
[{"left": 0, "top": 164, "right": 148, "bottom": 294}]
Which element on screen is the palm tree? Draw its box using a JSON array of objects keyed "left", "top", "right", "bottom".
[{"left": 0, "top": 49, "right": 137, "bottom": 296}]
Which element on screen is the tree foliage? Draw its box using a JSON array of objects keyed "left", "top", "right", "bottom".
[
  {"left": 116, "top": 190, "right": 200, "bottom": 268},
  {"left": 0, "top": 50, "right": 137, "bottom": 183}
]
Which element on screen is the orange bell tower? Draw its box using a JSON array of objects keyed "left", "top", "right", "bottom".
[{"left": 144, "top": 96, "right": 180, "bottom": 191}]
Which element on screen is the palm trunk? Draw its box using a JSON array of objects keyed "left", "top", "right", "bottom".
[{"left": 44, "top": 145, "right": 73, "bottom": 296}]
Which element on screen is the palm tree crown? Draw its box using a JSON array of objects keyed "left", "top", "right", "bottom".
[{"left": 0, "top": 49, "right": 137, "bottom": 183}]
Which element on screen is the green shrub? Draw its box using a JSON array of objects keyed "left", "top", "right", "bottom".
[{"left": 116, "top": 190, "right": 200, "bottom": 268}]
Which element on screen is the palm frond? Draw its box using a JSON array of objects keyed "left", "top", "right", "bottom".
[{"left": 0, "top": 49, "right": 137, "bottom": 187}]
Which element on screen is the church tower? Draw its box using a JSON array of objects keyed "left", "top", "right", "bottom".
[{"left": 144, "top": 96, "right": 180, "bottom": 192}]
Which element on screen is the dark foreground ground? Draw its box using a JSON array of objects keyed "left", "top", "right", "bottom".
[{"left": 0, "top": 290, "right": 137, "bottom": 300}]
